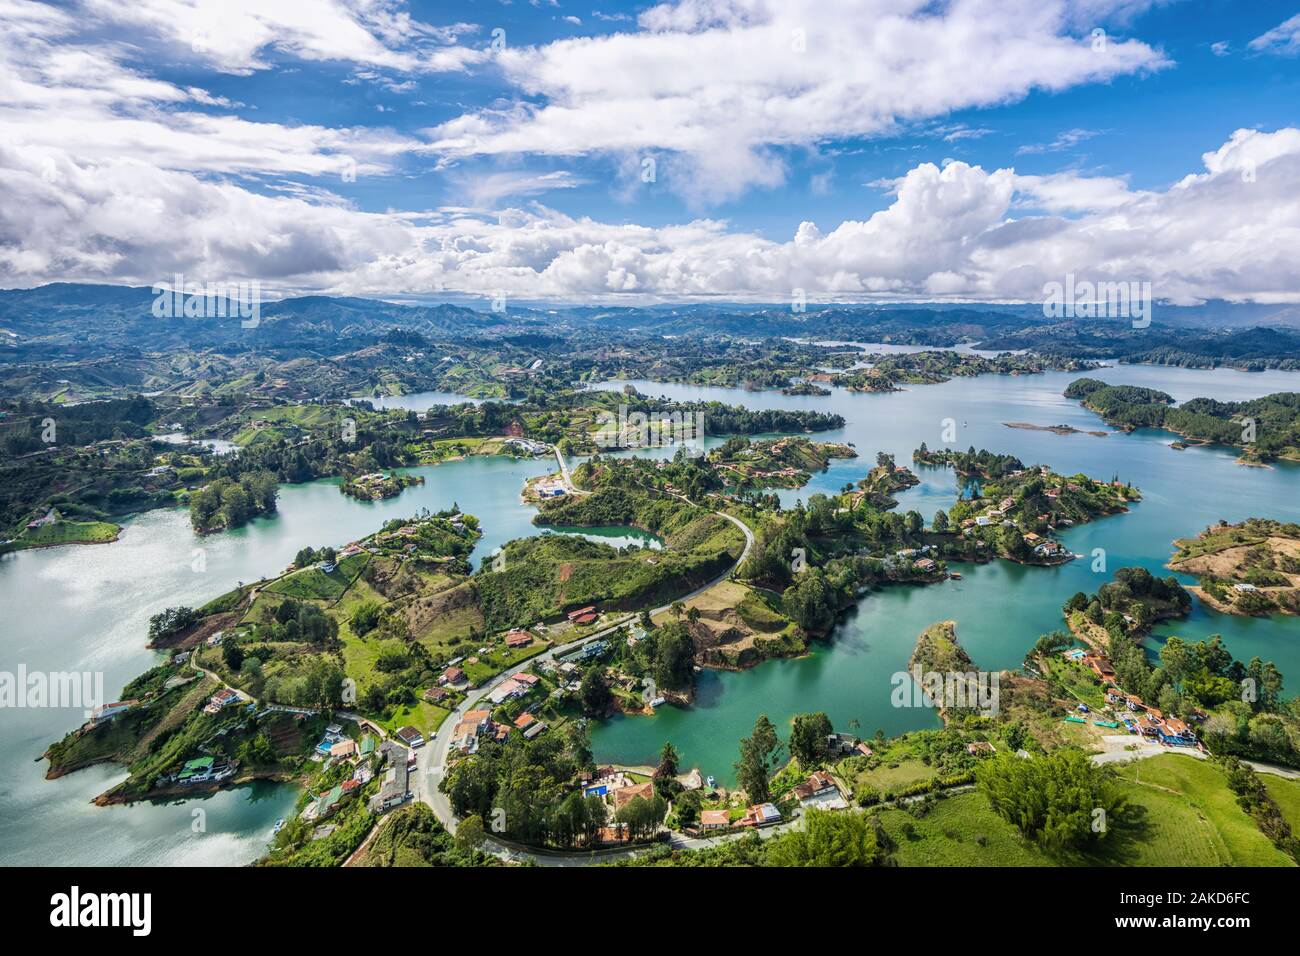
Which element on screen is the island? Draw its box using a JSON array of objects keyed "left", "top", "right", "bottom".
[
  {"left": 1065, "top": 377, "right": 1300, "bottom": 464},
  {"left": 1168, "top": 519, "right": 1300, "bottom": 616},
  {"left": 340, "top": 471, "right": 425, "bottom": 500}
]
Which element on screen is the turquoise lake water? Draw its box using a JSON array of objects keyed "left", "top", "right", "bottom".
[{"left": 2, "top": 361, "right": 1298, "bottom": 860}]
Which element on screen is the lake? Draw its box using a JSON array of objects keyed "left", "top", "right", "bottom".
[
  {"left": 2, "top": 361, "right": 1298, "bottom": 861},
  {"left": 586, "top": 365, "right": 1300, "bottom": 782}
]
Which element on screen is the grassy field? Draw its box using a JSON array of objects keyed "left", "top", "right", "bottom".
[
  {"left": 1107, "top": 756, "right": 1293, "bottom": 866},
  {"left": 1262, "top": 773, "right": 1300, "bottom": 832},
  {"left": 378, "top": 700, "right": 452, "bottom": 738},
  {"left": 13, "top": 519, "right": 120, "bottom": 549},
  {"left": 876, "top": 755, "right": 1295, "bottom": 867},
  {"left": 878, "top": 791, "right": 1055, "bottom": 866},
  {"left": 463, "top": 642, "right": 548, "bottom": 686},
  {"left": 263, "top": 553, "right": 367, "bottom": 602},
  {"left": 849, "top": 758, "right": 939, "bottom": 797}
]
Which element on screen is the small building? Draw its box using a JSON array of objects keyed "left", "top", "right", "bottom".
[
  {"left": 967, "top": 741, "right": 996, "bottom": 756},
  {"left": 89, "top": 699, "right": 138, "bottom": 724},
  {"left": 376, "top": 760, "right": 410, "bottom": 812},
  {"left": 1158, "top": 718, "right": 1197, "bottom": 747},
  {"left": 329, "top": 739, "right": 357, "bottom": 760},
  {"left": 439, "top": 666, "right": 467, "bottom": 686},
  {"left": 613, "top": 780, "right": 656, "bottom": 813},
  {"left": 395, "top": 726, "right": 425, "bottom": 749},
  {"left": 1086, "top": 657, "right": 1116, "bottom": 681},
  {"left": 699, "top": 809, "right": 730, "bottom": 831},
  {"left": 567, "top": 605, "right": 598, "bottom": 623},
  {"left": 202, "top": 688, "right": 242, "bottom": 715},
  {"left": 748, "top": 803, "right": 781, "bottom": 826},
  {"left": 826, "top": 732, "right": 861, "bottom": 757},
  {"left": 487, "top": 678, "right": 528, "bottom": 705},
  {"left": 505, "top": 629, "right": 534, "bottom": 648},
  {"left": 793, "top": 770, "right": 845, "bottom": 809}
]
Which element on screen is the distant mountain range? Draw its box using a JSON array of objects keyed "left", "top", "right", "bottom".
[{"left": 1, "top": 283, "right": 1299, "bottom": 370}]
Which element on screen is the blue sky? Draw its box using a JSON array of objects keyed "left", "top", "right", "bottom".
[
  {"left": 2, "top": 1, "right": 1299, "bottom": 304},
  {"left": 154, "top": 0, "right": 1300, "bottom": 235}
]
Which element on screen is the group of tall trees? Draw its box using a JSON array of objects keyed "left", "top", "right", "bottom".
[
  {"left": 976, "top": 749, "right": 1125, "bottom": 853},
  {"left": 189, "top": 471, "right": 278, "bottom": 532},
  {"left": 441, "top": 725, "right": 628, "bottom": 849}
]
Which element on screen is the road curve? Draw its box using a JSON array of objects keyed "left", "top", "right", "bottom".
[{"left": 415, "top": 506, "right": 754, "bottom": 865}]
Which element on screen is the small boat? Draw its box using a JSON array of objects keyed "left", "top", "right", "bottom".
[
  {"left": 272, "top": 818, "right": 285, "bottom": 835},
  {"left": 948, "top": 571, "right": 962, "bottom": 580}
]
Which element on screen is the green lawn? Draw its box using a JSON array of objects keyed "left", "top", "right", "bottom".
[
  {"left": 463, "top": 642, "right": 548, "bottom": 686},
  {"left": 1262, "top": 773, "right": 1300, "bottom": 832},
  {"left": 378, "top": 700, "right": 452, "bottom": 739},
  {"left": 1107, "top": 755, "right": 1293, "bottom": 867},
  {"left": 1040, "top": 657, "right": 1108, "bottom": 710},
  {"left": 849, "top": 758, "right": 939, "bottom": 798},
  {"left": 14, "top": 519, "right": 120, "bottom": 549},
  {"left": 875, "top": 755, "right": 1295, "bottom": 867},
  {"left": 878, "top": 792, "right": 1055, "bottom": 866},
  {"left": 264, "top": 553, "right": 367, "bottom": 603}
]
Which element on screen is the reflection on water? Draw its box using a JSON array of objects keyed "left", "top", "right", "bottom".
[{"left": 3, "top": 363, "right": 1299, "bottom": 854}]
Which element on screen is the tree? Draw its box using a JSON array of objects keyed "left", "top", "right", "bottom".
[
  {"left": 349, "top": 600, "right": 383, "bottom": 637},
  {"left": 454, "top": 814, "right": 486, "bottom": 854},
  {"left": 655, "top": 742, "right": 680, "bottom": 781},
  {"left": 764, "top": 808, "right": 878, "bottom": 866},
  {"left": 789, "top": 712, "right": 832, "bottom": 767},
  {"left": 932, "top": 509, "right": 949, "bottom": 533},
  {"left": 651, "top": 622, "right": 695, "bottom": 690},
  {"left": 579, "top": 667, "right": 612, "bottom": 716},
  {"left": 616, "top": 794, "right": 667, "bottom": 841},
  {"left": 782, "top": 567, "right": 837, "bottom": 632},
  {"left": 735, "top": 715, "right": 780, "bottom": 803}
]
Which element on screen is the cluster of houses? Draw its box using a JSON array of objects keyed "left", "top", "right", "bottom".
[
  {"left": 890, "top": 544, "right": 939, "bottom": 575},
  {"left": 450, "top": 709, "right": 509, "bottom": 754},
  {"left": 302, "top": 731, "right": 411, "bottom": 825},
  {"left": 450, "top": 667, "right": 552, "bottom": 754},
  {"left": 957, "top": 486, "right": 1076, "bottom": 559},
  {"left": 537, "top": 657, "right": 585, "bottom": 697},
  {"left": 1068, "top": 649, "right": 1201, "bottom": 748},
  {"left": 1104, "top": 686, "right": 1200, "bottom": 747}
]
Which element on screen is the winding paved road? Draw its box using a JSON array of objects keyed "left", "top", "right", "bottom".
[{"left": 414, "top": 506, "right": 754, "bottom": 864}]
